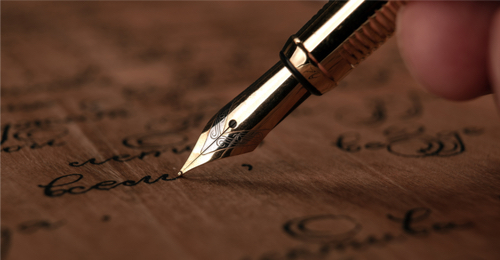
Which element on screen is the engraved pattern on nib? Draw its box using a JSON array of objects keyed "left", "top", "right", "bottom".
[
  {"left": 201, "top": 130, "right": 267, "bottom": 155},
  {"left": 203, "top": 109, "right": 228, "bottom": 151},
  {"left": 209, "top": 111, "right": 227, "bottom": 140}
]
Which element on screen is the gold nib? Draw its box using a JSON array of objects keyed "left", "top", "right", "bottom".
[
  {"left": 177, "top": 62, "right": 310, "bottom": 176},
  {"left": 178, "top": 137, "right": 220, "bottom": 176},
  {"left": 178, "top": 112, "right": 258, "bottom": 175}
]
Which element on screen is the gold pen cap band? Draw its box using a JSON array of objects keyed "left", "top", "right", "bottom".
[{"left": 280, "top": 0, "right": 404, "bottom": 96}]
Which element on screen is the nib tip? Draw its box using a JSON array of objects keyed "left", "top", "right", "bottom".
[{"left": 178, "top": 171, "right": 183, "bottom": 177}]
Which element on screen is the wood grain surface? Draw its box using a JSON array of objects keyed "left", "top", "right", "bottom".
[{"left": 2, "top": 2, "right": 500, "bottom": 260}]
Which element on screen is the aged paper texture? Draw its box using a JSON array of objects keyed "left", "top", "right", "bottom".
[{"left": 2, "top": 2, "right": 500, "bottom": 260}]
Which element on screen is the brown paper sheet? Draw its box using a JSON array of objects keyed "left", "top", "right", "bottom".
[{"left": 2, "top": 2, "right": 500, "bottom": 260}]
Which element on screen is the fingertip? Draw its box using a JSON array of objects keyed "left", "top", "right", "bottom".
[
  {"left": 490, "top": 8, "right": 500, "bottom": 112},
  {"left": 397, "top": 1, "right": 497, "bottom": 101}
]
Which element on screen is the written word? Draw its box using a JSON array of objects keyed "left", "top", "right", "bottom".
[
  {"left": 1, "top": 124, "right": 68, "bottom": 153},
  {"left": 68, "top": 129, "right": 193, "bottom": 167},
  {"left": 69, "top": 146, "right": 191, "bottom": 167},
  {"left": 38, "top": 173, "right": 177, "bottom": 197},
  {"left": 245, "top": 208, "right": 473, "bottom": 260},
  {"left": 335, "top": 125, "right": 483, "bottom": 157},
  {"left": 1, "top": 108, "right": 129, "bottom": 153}
]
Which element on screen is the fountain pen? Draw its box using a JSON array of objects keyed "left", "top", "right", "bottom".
[{"left": 179, "top": 0, "right": 404, "bottom": 176}]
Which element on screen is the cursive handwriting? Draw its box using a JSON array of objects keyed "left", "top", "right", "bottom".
[
  {"left": 38, "top": 173, "right": 177, "bottom": 197},
  {"left": 284, "top": 215, "right": 363, "bottom": 244},
  {"left": 1, "top": 124, "right": 68, "bottom": 153},
  {"left": 69, "top": 146, "right": 191, "bottom": 167},
  {"left": 246, "top": 208, "right": 473, "bottom": 260},
  {"left": 68, "top": 127, "right": 193, "bottom": 167},
  {"left": 335, "top": 126, "right": 483, "bottom": 158},
  {"left": 387, "top": 208, "right": 472, "bottom": 235},
  {"left": 1, "top": 107, "right": 129, "bottom": 153}
]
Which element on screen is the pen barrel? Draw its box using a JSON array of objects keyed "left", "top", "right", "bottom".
[{"left": 280, "top": 0, "right": 404, "bottom": 95}]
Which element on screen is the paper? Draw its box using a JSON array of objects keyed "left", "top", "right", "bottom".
[{"left": 2, "top": 2, "right": 500, "bottom": 260}]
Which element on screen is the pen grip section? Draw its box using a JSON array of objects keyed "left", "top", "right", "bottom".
[{"left": 281, "top": 0, "right": 404, "bottom": 95}]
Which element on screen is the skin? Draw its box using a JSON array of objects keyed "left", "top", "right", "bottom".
[{"left": 396, "top": 1, "right": 500, "bottom": 113}]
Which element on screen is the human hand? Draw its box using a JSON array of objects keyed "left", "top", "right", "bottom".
[{"left": 397, "top": 1, "right": 500, "bottom": 112}]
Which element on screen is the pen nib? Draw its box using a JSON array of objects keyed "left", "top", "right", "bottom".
[
  {"left": 178, "top": 105, "right": 267, "bottom": 175},
  {"left": 177, "top": 61, "right": 310, "bottom": 176}
]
